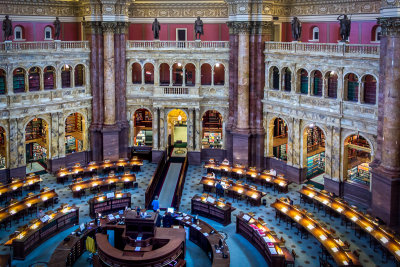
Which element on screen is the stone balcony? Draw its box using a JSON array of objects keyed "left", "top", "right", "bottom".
[
  {"left": 265, "top": 41, "right": 379, "bottom": 59},
  {"left": 0, "top": 41, "right": 90, "bottom": 53},
  {"left": 126, "top": 40, "right": 230, "bottom": 52}
]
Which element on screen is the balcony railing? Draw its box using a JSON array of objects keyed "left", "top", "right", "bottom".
[
  {"left": 164, "top": 87, "right": 189, "bottom": 95},
  {"left": 127, "top": 41, "right": 230, "bottom": 50},
  {"left": 265, "top": 42, "right": 379, "bottom": 58},
  {"left": 0, "top": 41, "right": 90, "bottom": 52}
]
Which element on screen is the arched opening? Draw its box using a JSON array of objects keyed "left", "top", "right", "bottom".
[
  {"left": 159, "top": 63, "right": 170, "bottom": 86},
  {"left": 25, "top": 118, "right": 48, "bottom": 168},
  {"left": 311, "top": 70, "right": 323, "bottom": 96},
  {"left": 134, "top": 109, "right": 153, "bottom": 147},
  {"left": 271, "top": 67, "right": 279, "bottom": 90},
  {"left": 44, "top": 26, "right": 52, "bottom": 40},
  {"left": 214, "top": 63, "right": 225, "bottom": 86},
  {"left": 201, "top": 64, "right": 212, "bottom": 85},
  {"left": 61, "top": 64, "right": 72, "bottom": 88},
  {"left": 371, "top": 25, "right": 381, "bottom": 42},
  {"left": 13, "top": 68, "right": 26, "bottom": 94},
  {"left": 167, "top": 109, "right": 187, "bottom": 148},
  {"left": 172, "top": 63, "right": 183, "bottom": 86},
  {"left": 326, "top": 71, "right": 338, "bottom": 99},
  {"left": 0, "top": 69, "right": 6, "bottom": 95},
  {"left": 282, "top": 67, "right": 291, "bottom": 92},
  {"left": 74, "top": 64, "right": 85, "bottom": 87},
  {"left": 298, "top": 69, "right": 308, "bottom": 94},
  {"left": 132, "top": 63, "right": 142, "bottom": 84},
  {"left": 144, "top": 63, "right": 154, "bottom": 84},
  {"left": 345, "top": 73, "right": 359, "bottom": 102},
  {"left": 28, "top": 67, "right": 41, "bottom": 92},
  {"left": 271, "top": 118, "right": 288, "bottom": 161},
  {"left": 65, "top": 113, "right": 85, "bottom": 154},
  {"left": 202, "top": 110, "right": 223, "bottom": 149},
  {"left": 185, "top": 63, "right": 196, "bottom": 86},
  {"left": 14, "top": 26, "right": 24, "bottom": 40},
  {"left": 44, "top": 66, "right": 55, "bottom": 90},
  {"left": 362, "top": 75, "right": 377, "bottom": 105},
  {"left": 344, "top": 135, "right": 372, "bottom": 186},
  {"left": 311, "top": 27, "right": 319, "bottom": 41},
  {"left": 0, "top": 127, "right": 6, "bottom": 169},
  {"left": 303, "top": 124, "right": 325, "bottom": 179}
]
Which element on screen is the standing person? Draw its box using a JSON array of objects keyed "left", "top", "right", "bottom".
[
  {"left": 151, "top": 195, "right": 160, "bottom": 211},
  {"left": 155, "top": 209, "right": 162, "bottom": 227}
]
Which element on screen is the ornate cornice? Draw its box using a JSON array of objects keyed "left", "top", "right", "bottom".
[
  {"left": 0, "top": 0, "right": 79, "bottom": 17},
  {"left": 378, "top": 17, "right": 400, "bottom": 37},
  {"left": 380, "top": 0, "right": 400, "bottom": 9},
  {"left": 83, "top": 21, "right": 103, "bottom": 34},
  {"left": 251, "top": 21, "right": 274, "bottom": 35},
  {"left": 227, "top": 20, "right": 272, "bottom": 34}
]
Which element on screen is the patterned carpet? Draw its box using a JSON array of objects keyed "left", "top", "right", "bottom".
[{"left": 0, "top": 161, "right": 396, "bottom": 267}]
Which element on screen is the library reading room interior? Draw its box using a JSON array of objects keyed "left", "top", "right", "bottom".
[{"left": 0, "top": 0, "right": 399, "bottom": 266}]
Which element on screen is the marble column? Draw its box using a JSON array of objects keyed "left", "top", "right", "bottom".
[
  {"left": 57, "top": 112, "right": 66, "bottom": 158},
  {"left": 152, "top": 108, "right": 159, "bottom": 150},
  {"left": 236, "top": 29, "right": 250, "bottom": 130},
  {"left": 159, "top": 108, "right": 165, "bottom": 150},
  {"left": 188, "top": 109, "right": 194, "bottom": 150},
  {"left": 195, "top": 108, "right": 201, "bottom": 151},
  {"left": 39, "top": 71, "right": 44, "bottom": 91},
  {"left": 102, "top": 22, "right": 116, "bottom": 126},
  {"left": 371, "top": 16, "right": 400, "bottom": 228},
  {"left": 8, "top": 118, "right": 18, "bottom": 169},
  {"left": 50, "top": 112, "right": 60, "bottom": 159},
  {"left": 154, "top": 62, "right": 160, "bottom": 86}
]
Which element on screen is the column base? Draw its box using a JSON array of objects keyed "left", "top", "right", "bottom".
[
  {"left": 90, "top": 125, "right": 103, "bottom": 162},
  {"left": 188, "top": 151, "right": 201, "bottom": 165},
  {"left": 47, "top": 151, "right": 91, "bottom": 173},
  {"left": 323, "top": 176, "right": 343, "bottom": 196},
  {"left": 265, "top": 157, "right": 307, "bottom": 184},
  {"left": 249, "top": 131, "right": 265, "bottom": 169},
  {"left": 102, "top": 125, "right": 120, "bottom": 161},
  {"left": 232, "top": 130, "right": 250, "bottom": 166},
  {"left": 152, "top": 150, "right": 165, "bottom": 163},
  {"left": 370, "top": 166, "right": 400, "bottom": 228},
  {"left": 10, "top": 166, "right": 26, "bottom": 179},
  {"left": 200, "top": 148, "right": 227, "bottom": 163},
  {"left": 118, "top": 121, "right": 129, "bottom": 158}
]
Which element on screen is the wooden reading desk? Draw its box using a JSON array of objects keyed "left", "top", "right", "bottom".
[{"left": 191, "top": 194, "right": 235, "bottom": 225}]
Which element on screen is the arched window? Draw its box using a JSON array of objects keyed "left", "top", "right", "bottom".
[
  {"left": 202, "top": 110, "right": 223, "bottom": 149},
  {"left": 311, "top": 70, "right": 323, "bottom": 96},
  {"left": 298, "top": 69, "right": 308, "bottom": 94},
  {"left": 44, "top": 66, "right": 55, "bottom": 90},
  {"left": 345, "top": 73, "right": 359, "bottom": 102},
  {"left": 304, "top": 125, "right": 325, "bottom": 178},
  {"left": 271, "top": 118, "right": 288, "bottom": 161},
  {"left": 363, "top": 75, "right": 377, "bottom": 105},
  {"left": 372, "top": 26, "right": 381, "bottom": 42},
  {"left": 44, "top": 26, "right": 52, "bottom": 40},
  {"left": 13, "top": 68, "right": 26, "bottom": 93},
  {"left": 344, "top": 134, "right": 372, "bottom": 185},
  {"left": 214, "top": 63, "right": 225, "bottom": 86},
  {"left": 25, "top": 118, "right": 49, "bottom": 163},
  {"left": 133, "top": 109, "right": 152, "bottom": 146},
  {"left": 326, "top": 71, "right": 338, "bottom": 99},
  {"left": 172, "top": 63, "right": 183, "bottom": 86},
  {"left": 65, "top": 113, "right": 85, "bottom": 154},
  {"left": 61, "top": 65, "right": 72, "bottom": 88},
  {"left": 185, "top": 63, "right": 195, "bottom": 86},
  {"left": 201, "top": 64, "right": 212, "bottom": 85},
  {"left": 311, "top": 27, "right": 319, "bottom": 41},
  {"left": 132, "top": 63, "right": 142, "bottom": 84},
  {"left": 0, "top": 69, "right": 6, "bottom": 95},
  {"left": 282, "top": 67, "right": 291, "bottom": 92},
  {"left": 28, "top": 67, "right": 41, "bottom": 92},
  {"left": 159, "top": 63, "right": 170, "bottom": 86},
  {"left": 14, "top": 26, "right": 23, "bottom": 40},
  {"left": 74, "top": 64, "right": 85, "bottom": 87},
  {"left": 144, "top": 63, "right": 154, "bottom": 84},
  {"left": 271, "top": 67, "right": 279, "bottom": 90}
]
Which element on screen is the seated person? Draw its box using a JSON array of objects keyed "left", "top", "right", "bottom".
[
  {"left": 163, "top": 212, "right": 173, "bottom": 228},
  {"left": 140, "top": 210, "right": 148, "bottom": 218},
  {"left": 222, "top": 158, "right": 229, "bottom": 165},
  {"left": 37, "top": 209, "right": 45, "bottom": 219},
  {"left": 216, "top": 181, "right": 224, "bottom": 197},
  {"left": 209, "top": 158, "right": 215, "bottom": 164}
]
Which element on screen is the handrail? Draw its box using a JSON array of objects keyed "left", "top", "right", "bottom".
[
  {"left": 145, "top": 151, "right": 166, "bottom": 209},
  {"left": 174, "top": 155, "right": 188, "bottom": 210},
  {"left": 265, "top": 41, "right": 379, "bottom": 57},
  {"left": 127, "top": 40, "right": 230, "bottom": 49},
  {"left": 0, "top": 41, "right": 89, "bottom": 51}
]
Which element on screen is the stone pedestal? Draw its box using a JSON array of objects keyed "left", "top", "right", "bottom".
[
  {"left": 152, "top": 150, "right": 165, "bottom": 163},
  {"left": 188, "top": 151, "right": 201, "bottom": 165},
  {"left": 102, "top": 125, "right": 120, "bottom": 161},
  {"left": 232, "top": 131, "right": 250, "bottom": 166}
]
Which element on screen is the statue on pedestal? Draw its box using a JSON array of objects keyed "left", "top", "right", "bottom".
[
  {"left": 337, "top": 14, "right": 351, "bottom": 42},
  {"left": 194, "top": 17, "right": 203, "bottom": 40},
  {"left": 54, "top": 17, "right": 61, "bottom": 40},
  {"left": 2, "top": 15, "right": 12, "bottom": 41},
  {"left": 291, "top": 17, "right": 302, "bottom": 41},
  {"left": 152, "top": 18, "right": 161, "bottom": 40}
]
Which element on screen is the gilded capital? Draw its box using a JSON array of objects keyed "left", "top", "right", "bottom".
[
  {"left": 227, "top": 21, "right": 252, "bottom": 35},
  {"left": 102, "top": 22, "right": 118, "bottom": 33},
  {"left": 83, "top": 21, "right": 103, "bottom": 35},
  {"left": 378, "top": 17, "right": 400, "bottom": 37}
]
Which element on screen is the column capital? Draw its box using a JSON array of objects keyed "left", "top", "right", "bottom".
[
  {"left": 115, "top": 22, "right": 130, "bottom": 34},
  {"left": 102, "top": 22, "right": 118, "bottom": 33},
  {"left": 251, "top": 21, "right": 274, "bottom": 35},
  {"left": 83, "top": 21, "right": 103, "bottom": 34},
  {"left": 227, "top": 21, "right": 252, "bottom": 35},
  {"left": 378, "top": 17, "right": 400, "bottom": 37}
]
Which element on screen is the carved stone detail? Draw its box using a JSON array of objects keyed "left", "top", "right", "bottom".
[
  {"left": 102, "top": 22, "right": 118, "bottom": 33},
  {"left": 378, "top": 17, "right": 400, "bottom": 37}
]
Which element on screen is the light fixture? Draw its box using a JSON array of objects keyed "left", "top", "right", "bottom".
[
  {"left": 330, "top": 71, "right": 335, "bottom": 76},
  {"left": 309, "top": 123, "right": 315, "bottom": 128},
  {"left": 177, "top": 63, "right": 182, "bottom": 67},
  {"left": 216, "top": 63, "right": 220, "bottom": 67},
  {"left": 280, "top": 207, "right": 288, "bottom": 213},
  {"left": 178, "top": 115, "right": 182, "bottom": 121}
]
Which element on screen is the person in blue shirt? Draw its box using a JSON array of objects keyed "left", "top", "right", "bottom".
[{"left": 152, "top": 195, "right": 160, "bottom": 211}]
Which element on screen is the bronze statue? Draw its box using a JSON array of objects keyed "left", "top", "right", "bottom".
[
  {"left": 194, "top": 17, "right": 203, "bottom": 40},
  {"left": 54, "top": 17, "right": 61, "bottom": 40},
  {"left": 2, "top": 15, "right": 12, "bottom": 41},
  {"left": 291, "top": 17, "right": 302, "bottom": 41},
  {"left": 337, "top": 14, "right": 351, "bottom": 42},
  {"left": 152, "top": 18, "right": 160, "bottom": 40}
]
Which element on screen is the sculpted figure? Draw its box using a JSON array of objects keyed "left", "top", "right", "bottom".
[
  {"left": 54, "top": 17, "right": 61, "bottom": 40},
  {"left": 337, "top": 14, "right": 351, "bottom": 42},
  {"left": 152, "top": 18, "right": 161, "bottom": 40},
  {"left": 291, "top": 17, "right": 302, "bottom": 41},
  {"left": 2, "top": 15, "right": 12, "bottom": 41},
  {"left": 194, "top": 17, "right": 204, "bottom": 40}
]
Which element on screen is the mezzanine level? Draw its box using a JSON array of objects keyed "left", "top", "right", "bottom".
[
  {"left": 126, "top": 40, "right": 230, "bottom": 51},
  {"left": 0, "top": 41, "right": 90, "bottom": 53}
]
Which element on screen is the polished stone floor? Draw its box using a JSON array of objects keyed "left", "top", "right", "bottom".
[{"left": 0, "top": 161, "right": 395, "bottom": 267}]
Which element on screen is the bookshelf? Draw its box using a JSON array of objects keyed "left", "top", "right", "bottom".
[
  {"left": 300, "top": 74, "right": 308, "bottom": 94},
  {"left": 313, "top": 77, "right": 322, "bottom": 96},
  {"left": 61, "top": 69, "right": 71, "bottom": 88},
  {"left": 74, "top": 65, "right": 84, "bottom": 87},
  {"left": 306, "top": 127, "right": 325, "bottom": 153},
  {"left": 0, "top": 70, "right": 6, "bottom": 94},
  {"left": 28, "top": 68, "right": 40, "bottom": 91},
  {"left": 44, "top": 68, "right": 55, "bottom": 90},
  {"left": 13, "top": 69, "right": 25, "bottom": 93},
  {"left": 306, "top": 152, "right": 325, "bottom": 178},
  {"left": 347, "top": 81, "right": 359, "bottom": 101},
  {"left": 65, "top": 113, "right": 83, "bottom": 153}
]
